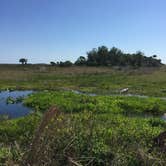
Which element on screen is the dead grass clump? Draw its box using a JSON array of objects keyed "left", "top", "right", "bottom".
[{"left": 22, "top": 106, "right": 60, "bottom": 165}]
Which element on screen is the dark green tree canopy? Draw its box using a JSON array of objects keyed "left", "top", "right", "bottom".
[
  {"left": 75, "top": 46, "right": 162, "bottom": 67},
  {"left": 19, "top": 58, "right": 28, "bottom": 65},
  {"left": 75, "top": 56, "right": 86, "bottom": 66},
  {"left": 50, "top": 61, "right": 56, "bottom": 66}
]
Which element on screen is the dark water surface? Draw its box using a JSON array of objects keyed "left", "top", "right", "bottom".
[{"left": 0, "top": 90, "right": 33, "bottom": 119}]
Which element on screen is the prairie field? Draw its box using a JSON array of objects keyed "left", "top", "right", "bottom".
[
  {"left": 0, "top": 65, "right": 166, "bottom": 165},
  {"left": 0, "top": 65, "right": 166, "bottom": 96}
]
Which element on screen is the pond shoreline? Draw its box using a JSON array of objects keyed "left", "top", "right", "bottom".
[{"left": 0, "top": 89, "right": 166, "bottom": 120}]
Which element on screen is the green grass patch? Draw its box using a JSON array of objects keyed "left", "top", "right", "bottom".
[
  {"left": 0, "top": 65, "right": 166, "bottom": 96},
  {"left": 24, "top": 91, "right": 166, "bottom": 115}
]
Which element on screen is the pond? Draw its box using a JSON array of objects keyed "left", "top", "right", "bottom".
[{"left": 0, "top": 90, "right": 33, "bottom": 119}]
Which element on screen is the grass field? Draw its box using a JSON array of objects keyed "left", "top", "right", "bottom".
[
  {"left": 0, "top": 65, "right": 166, "bottom": 96},
  {"left": 0, "top": 65, "right": 166, "bottom": 165}
]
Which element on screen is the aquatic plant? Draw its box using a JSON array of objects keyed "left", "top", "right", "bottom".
[
  {"left": 6, "top": 97, "right": 15, "bottom": 104},
  {"left": 6, "top": 96, "right": 24, "bottom": 105},
  {"left": 22, "top": 110, "right": 166, "bottom": 165},
  {"left": 24, "top": 91, "right": 166, "bottom": 115},
  {"left": 0, "top": 91, "right": 166, "bottom": 165}
]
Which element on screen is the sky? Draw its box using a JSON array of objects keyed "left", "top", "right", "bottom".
[{"left": 0, "top": 0, "right": 166, "bottom": 64}]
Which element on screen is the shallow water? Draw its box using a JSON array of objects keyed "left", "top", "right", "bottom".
[
  {"left": 0, "top": 90, "right": 33, "bottom": 119},
  {"left": 70, "top": 89, "right": 166, "bottom": 100}
]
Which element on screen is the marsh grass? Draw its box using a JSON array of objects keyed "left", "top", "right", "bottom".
[
  {"left": 0, "top": 65, "right": 166, "bottom": 165},
  {"left": 0, "top": 65, "right": 166, "bottom": 96},
  {"left": 0, "top": 104, "right": 165, "bottom": 165},
  {"left": 21, "top": 109, "right": 166, "bottom": 166},
  {"left": 24, "top": 91, "right": 166, "bottom": 115}
]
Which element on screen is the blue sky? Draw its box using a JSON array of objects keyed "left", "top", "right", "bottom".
[{"left": 0, "top": 0, "right": 166, "bottom": 64}]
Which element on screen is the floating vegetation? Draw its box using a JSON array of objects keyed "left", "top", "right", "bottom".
[
  {"left": 24, "top": 91, "right": 166, "bottom": 116},
  {"left": 6, "top": 97, "right": 15, "bottom": 104},
  {"left": 6, "top": 96, "right": 24, "bottom": 105}
]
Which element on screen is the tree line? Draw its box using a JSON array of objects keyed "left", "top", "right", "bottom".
[
  {"left": 75, "top": 46, "right": 162, "bottom": 67},
  {"left": 19, "top": 46, "right": 162, "bottom": 67}
]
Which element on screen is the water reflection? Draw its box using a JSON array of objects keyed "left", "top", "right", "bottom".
[{"left": 0, "top": 90, "right": 33, "bottom": 119}]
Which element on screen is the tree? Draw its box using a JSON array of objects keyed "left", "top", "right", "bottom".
[
  {"left": 152, "top": 55, "right": 157, "bottom": 58},
  {"left": 109, "top": 47, "right": 123, "bottom": 66},
  {"left": 86, "top": 48, "right": 98, "bottom": 66},
  {"left": 132, "top": 51, "right": 144, "bottom": 67},
  {"left": 58, "top": 61, "right": 73, "bottom": 67},
  {"left": 84, "top": 46, "right": 162, "bottom": 67},
  {"left": 19, "top": 58, "right": 28, "bottom": 65},
  {"left": 75, "top": 56, "right": 86, "bottom": 66},
  {"left": 63, "top": 61, "right": 73, "bottom": 67},
  {"left": 50, "top": 61, "right": 56, "bottom": 66},
  {"left": 97, "top": 46, "right": 109, "bottom": 65},
  {"left": 86, "top": 46, "right": 109, "bottom": 66}
]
